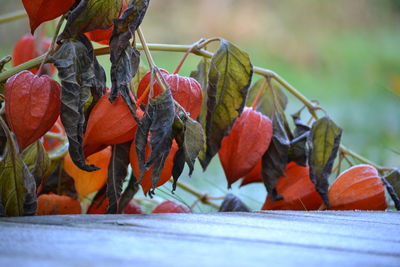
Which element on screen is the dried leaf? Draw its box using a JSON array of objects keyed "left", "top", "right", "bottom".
[
  {"left": 50, "top": 39, "right": 100, "bottom": 171},
  {"left": 118, "top": 173, "right": 139, "bottom": 213},
  {"left": 199, "top": 39, "right": 253, "bottom": 169},
  {"left": 61, "top": 0, "right": 123, "bottom": 39},
  {"left": 87, "top": 185, "right": 108, "bottom": 214},
  {"left": 288, "top": 113, "right": 310, "bottom": 166},
  {"left": 262, "top": 113, "right": 290, "bottom": 201},
  {"left": 109, "top": 0, "right": 149, "bottom": 120},
  {"left": 219, "top": 194, "right": 250, "bottom": 212},
  {"left": 39, "top": 163, "right": 77, "bottom": 198},
  {"left": 22, "top": 0, "right": 76, "bottom": 34},
  {"left": 146, "top": 90, "right": 175, "bottom": 193},
  {"left": 307, "top": 116, "right": 342, "bottom": 207},
  {"left": 106, "top": 141, "right": 131, "bottom": 214},
  {"left": 135, "top": 106, "right": 153, "bottom": 178},
  {"left": 382, "top": 170, "right": 400, "bottom": 210}
]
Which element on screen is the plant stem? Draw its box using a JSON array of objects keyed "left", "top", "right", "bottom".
[
  {"left": 0, "top": 10, "right": 27, "bottom": 24},
  {"left": 0, "top": 41, "right": 393, "bottom": 174},
  {"left": 169, "top": 179, "right": 220, "bottom": 210}
]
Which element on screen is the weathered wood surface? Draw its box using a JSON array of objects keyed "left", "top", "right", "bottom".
[{"left": 1, "top": 211, "right": 399, "bottom": 266}]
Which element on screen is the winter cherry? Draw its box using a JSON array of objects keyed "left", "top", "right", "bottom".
[
  {"left": 240, "top": 159, "right": 262, "bottom": 186},
  {"left": 218, "top": 107, "right": 273, "bottom": 187},
  {"left": 64, "top": 147, "right": 112, "bottom": 199},
  {"left": 12, "top": 34, "right": 53, "bottom": 75},
  {"left": 123, "top": 200, "right": 143, "bottom": 214},
  {"left": 152, "top": 200, "right": 191, "bottom": 213},
  {"left": 5, "top": 70, "right": 61, "bottom": 151},
  {"left": 129, "top": 141, "right": 178, "bottom": 194},
  {"left": 37, "top": 193, "right": 81, "bottom": 215},
  {"left": 325, "top": 164, "right": 387, "bottom": 210},
  {"left": 262, "top": 162, "right": 323, "bottom": 211},
  {"left": 83, "top": 93, "right": 142, "bottom": 157},
  {"left": 136, "top": 69, "right": 203, "bottom": 119}
]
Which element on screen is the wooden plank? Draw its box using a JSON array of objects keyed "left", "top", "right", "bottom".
[{"left": 0, "top": 211, "right": 399, "bottom": 266}]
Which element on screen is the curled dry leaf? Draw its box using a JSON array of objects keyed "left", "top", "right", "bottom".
[
  {"left": 5, "top": 70, "right": 61, "bottom": 151},
  {"left": 152, "top": 200, "right": 191, "bottom": 213},
  {"left": 219, "top": 107, "right": 273, "bottom": 187},
  {"left": 325, "top": 165, "right": 387, "bottom": 210},
  {"left": 137, "top": 70, "right": 203, "bottom": 119},
  {"left": 262, "top": 162, "right": 323, "bottom": 211},
  {"left": 219, "top": 194, "right": 250, "bottom": 212},
  {"left": 130, "top": 141, "right": 178, "bottom": 194},
  {"left": 37, "top": 193, "right": 81, "bottom": 215},
  {"left": 12, "top": 34, "right": 53, "bottom": 75},
  {"left": 64, "top": 147, "right": 112, "bottom": 199},
  {"left": 22, "top": 0, "right": 76, "bottom": 34},
  {"left": 83, "top": 93, "right": 142, "bottom": 157}
]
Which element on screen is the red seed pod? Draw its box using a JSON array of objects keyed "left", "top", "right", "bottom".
[
  {"left": 262, "top": 162, "right": 323, "bottom": 210},
  {"left": 22, "top": 0, "right": 75, "bottom": 34},
  {"left": 137, "top": 70, "right": 203, "bottom": 119},
  {"left": 5, "top": 70, "right": 61, "bottom": 151},
  {"left": 326, "top": 164, "right": 387, "bottom": 210},
  {"left": 129, "top": 141, "right": 178, "bottom": 194},
  {"left": 123, "top": 200, "right": 143, "bottom": 214},
  {"left": 83, "top": 93, "right": 142, "bottom": 157},
  {"left": 12, "top": 34, "right": 53, "bottom": 75},
  {"left": 218, "top": 108, "right": 273, "bottom": 187},
  {"left": 152, "top": 200, "right": 191, "bottom": 213}
]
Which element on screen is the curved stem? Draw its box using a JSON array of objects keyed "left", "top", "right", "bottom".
[{"left": 0, "top": 10, "right": 27, "bottom": 24}]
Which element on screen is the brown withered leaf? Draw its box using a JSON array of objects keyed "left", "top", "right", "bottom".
[
  {"left": 382, "top": 170, "right": 400, "bottom": 210},
  {"left": 219, "top": 194, "right": 250, "bottom": 212},
  {"left": 106, "top": 141, "right": 132, "bottom": 214}
]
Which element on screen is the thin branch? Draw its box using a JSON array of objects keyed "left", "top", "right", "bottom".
[{"left": 0, "top": 10, "right": 27, "bottom": 24}]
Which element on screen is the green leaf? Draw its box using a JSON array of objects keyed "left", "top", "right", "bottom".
[
  {"left": 0, "top": 121, "right": 36, "bottom": 216},
  {"left": 190, "top": 57, "right": 210, "bottom": 123},
  {"left": 106, "top": 141, "right": 132, "bottom": 214},
  {"left": 109, "top": 0, "right": 149, "bottom": 122},
  {"left": 199, "top": 39, "right": 253, "bottom": 169},
  {"left": 307, "top": 116, "right": 342, "bottom": 207},
  {"left": 262, "top": 113, "right": 290, "bottom": 201},
  {"left": 246, "top": 77, "right": 288, "bottom": 118},
  {"left": 172, "top": 115, "right": 205, "bottom": 190},
  {"left": 22, "top": 141, "right": 51, "bottom": 185},
  {"left": 382, "top": 170, "right": 400, "bottom": 210},
  {"left": 118, "top": 173, "right": 139, "bottom": 213},
  {"left": 183, "top": 118, "right": 205, "bottom": 175},
  {"left": 50, "top": 39, "right": 101, "bottom": 172},
  {"left": 288, "top": 113, "right": 310, "bottom": 166},
  {"left": 219, "top": 194, "right": 250, "bottom": 212},
  {"left": 60, "top": 0, "right": 123, "bottom": 39}
]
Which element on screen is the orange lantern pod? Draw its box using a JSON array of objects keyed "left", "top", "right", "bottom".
[
  {"left": 262, "top": 162, "right": 323, "bottom": 210},
  {"left": 219, "top": 108, "right": 272, "bottom": 187},
  {"left": 130, "top": 141, "right": 178, "bottom": 194},
  {"left": 42, "top": 117, "right": 66, "bottom": 152},
  {"left": 326, "top": 164, "right": 387, "bottom": 210},
  {"left": 83, "top": 93, "right": 141, "bottom": 157},
  {"left": 37, "top": 193, "right": 81, "bottom": 215},
  {"left": 64, "top": 147, "right": 112, "bottom": 198},
  {"left": 240, "top": 159, "right": 262, "bottom": 186}
]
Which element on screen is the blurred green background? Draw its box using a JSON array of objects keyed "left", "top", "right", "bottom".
[{"left": 1, "top": 0, "right": 399, "bottom": 210}]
